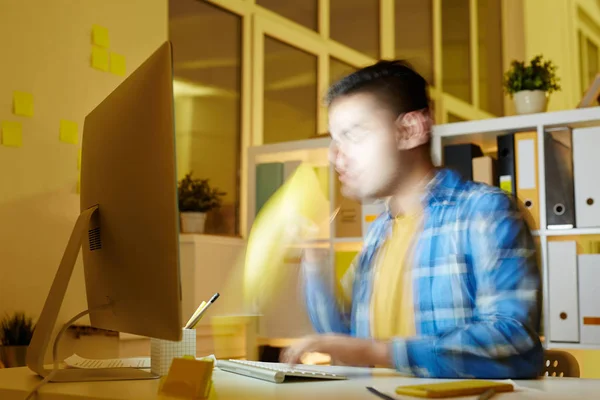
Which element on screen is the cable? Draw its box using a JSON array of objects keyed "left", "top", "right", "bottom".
[{"left": 24, "top": 302, "right": 112, "bottom": 400}]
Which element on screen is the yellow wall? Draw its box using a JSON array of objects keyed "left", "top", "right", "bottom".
[
  {"left": 523, "top": 0, "right": 600, "bottom": 111},
  {"left": 0, "top": 0, "right": 167, "bottom": 324}
]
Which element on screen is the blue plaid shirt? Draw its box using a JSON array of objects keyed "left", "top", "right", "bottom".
[{"left": 304, "top": 168, "right": 543, "bottom": 378}]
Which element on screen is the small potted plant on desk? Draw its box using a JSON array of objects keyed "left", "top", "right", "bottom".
[
  {"left": 503, "top": 54, "right": 561, "bottom": 115},
  {"left": 0, "top": 312, "right": 35, "bottom": 368},
  {"left": 178, "top": 172, "right": 226, "bottom": 234}
]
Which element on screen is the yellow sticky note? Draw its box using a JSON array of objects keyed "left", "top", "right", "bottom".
[
  {"left": 77, "top": 148, "right": 82, "bottom": 170},
  {"left": 158, "top": 358, "right": 214, "bottom": 399},
  {"left": 76, "top": 175, "right": 81, "bottom": 194},
  {"left": 110, "top": 53, "right": 126, "bottom": 76},
  {"left": 60, "top": 120, "right": 78, "bottom": 144},
  {"left": 1, "top": 121, "right": 23, "bottom": 148},
  {"left": 13, "top": 91, "right": 34, "bottom": 117},
  {"left": 91, "top": 46, "right": 109, "bottom": 71},
  {"left": 92, "top": 24, "right": 110, "bottom": 48}
]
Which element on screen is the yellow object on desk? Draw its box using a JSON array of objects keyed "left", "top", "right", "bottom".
[
  {"left": 158, "top": 357, "right": 215, "bottom": 400},
  {"left": 394, "top": 380, "right": 513, "bottom": 398}
]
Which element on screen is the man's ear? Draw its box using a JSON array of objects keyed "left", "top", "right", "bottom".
[{"left": 394, "top": 109, "right": 432, "bottom": 150}]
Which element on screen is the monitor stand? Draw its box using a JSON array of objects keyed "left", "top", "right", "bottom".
[{"left": 26, "top": 205, "right": 160, "bottom": 382}]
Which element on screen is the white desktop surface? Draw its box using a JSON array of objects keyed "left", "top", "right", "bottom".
[{"left": 0, "top": 364, "right": 599, "bottom": 399}]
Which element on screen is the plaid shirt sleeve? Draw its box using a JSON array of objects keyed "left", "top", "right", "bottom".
[
  {"left": 303, "top": 257, "right": 355, "bottom": 335},
  {"left": 391, "top": 191, "right": 543, "bottom": 378}
]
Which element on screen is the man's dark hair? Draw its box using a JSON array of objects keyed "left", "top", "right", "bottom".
[{"left": 325, "top": 60, "right": 430, "bottom": 115}]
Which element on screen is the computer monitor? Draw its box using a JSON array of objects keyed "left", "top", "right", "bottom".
[{"left": 26, "top": 41, "right": 182, "bottom": 382}]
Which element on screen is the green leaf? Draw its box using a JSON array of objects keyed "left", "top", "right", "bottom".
[
  {"left": 1, "top": 312, "right": 35, "bottom": 346},
  {"left": 177, "top": 172, "right": 226, "bottom": 212},
  {"left": 503, "top": 54, "right": 561, "bottom": 96}
]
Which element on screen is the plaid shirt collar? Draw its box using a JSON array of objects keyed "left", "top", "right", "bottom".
[{"left": 381, "top": 168, "right": 457, "bottom": 221}]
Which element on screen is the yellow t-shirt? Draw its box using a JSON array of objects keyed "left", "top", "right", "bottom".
[{"left": 371, "top": 209, "right": 422, "bottom": 340}]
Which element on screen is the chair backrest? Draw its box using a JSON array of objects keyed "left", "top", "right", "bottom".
[{"left": 543, "top": 350, "right": 580, "bottom": 378}]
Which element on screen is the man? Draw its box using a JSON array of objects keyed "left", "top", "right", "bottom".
[{"left": 281, "top": 60, "right": 543, "bottom": 378}]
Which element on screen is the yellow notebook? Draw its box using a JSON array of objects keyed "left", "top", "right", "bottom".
[{"left": 395, "top": 380, "right": 513, "bottom": 398}]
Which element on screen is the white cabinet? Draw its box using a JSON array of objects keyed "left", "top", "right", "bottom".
[{"left": 573, "top": 126, "right": 600, "bottom": 228}]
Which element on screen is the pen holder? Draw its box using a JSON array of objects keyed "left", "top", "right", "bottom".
[{"left": 151, "top": 328, "right": 196, "bottom": 376}]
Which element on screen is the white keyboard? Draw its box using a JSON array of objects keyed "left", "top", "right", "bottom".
[{"left": 216, "top": 359, "right": 347, "bottom": 383}]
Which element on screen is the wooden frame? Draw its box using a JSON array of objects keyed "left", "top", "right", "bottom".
[
  {"left": 203, "top": 0, "right": 506, "bottom": 235},
  {"left": 578, "top": 73, "right": 600, "bottom": 108}
]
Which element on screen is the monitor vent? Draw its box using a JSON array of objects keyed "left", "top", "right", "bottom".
[{"left": 88, "top": 227, "right": 102, "bottom": 251}]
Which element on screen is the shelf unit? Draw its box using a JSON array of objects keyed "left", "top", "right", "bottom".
[{"left": 246, "top": 106, "right": 600, "bottom": 350}]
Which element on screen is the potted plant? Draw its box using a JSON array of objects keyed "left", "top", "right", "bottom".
[
  {"left": 178, "top": 172, "right": 225, "bottom": 234},
  {"left": 0, "top": 312, "right": 35, "bottom": 368},
  {"left": 503, "top": 55, "right": 561, "bottom": 115}
]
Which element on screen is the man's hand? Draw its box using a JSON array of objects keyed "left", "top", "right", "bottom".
[{"left": 280, "top": 334, "right": 392, "bottom": 367}]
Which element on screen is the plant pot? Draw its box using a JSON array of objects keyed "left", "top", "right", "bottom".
[
  {"left": 513, "top": 90, "right": 548, "bottom": 115},
  {"left": 0, "top": 345, "right": 28, "bottom": 367},
  {"left": 180, "top": 212, "right": 207, "bottom": 234}
]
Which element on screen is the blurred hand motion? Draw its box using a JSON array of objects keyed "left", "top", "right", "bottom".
[{"left": 243, "top": 163, "right": 329, "bottom": 309}]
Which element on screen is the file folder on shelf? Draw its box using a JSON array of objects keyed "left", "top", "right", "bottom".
[
  {"left": 578, "top": 254, "right": 600, "bottom": 345},
  {"left": 573, "top": 126, "right": 600, "bottom": 228},
  {"left": 283, "top": 160, "right": 302, "bottom": 180},
  {"left": 334, "top": 171, "right": 362, "bottom": 238},
  {"left": 472, "top": 156, "right": 497, "bottom": 186},
  {"left": 497, "top": 133, "right": 516, "bottom": 197},
  {"left": 548, "top": 240, "right": 580, "bottom": 343},
  {"left": 544, "top": 128, "right": 576, "bottom": 229},
  {"left": 362, "top": 201, "right": 386, "bottom": 237},
  {"left": 443, "top": 143, "right": 483, "bottom": 181},
  {"left": 255, "top": 162, "right": 284, "bottom": 215},
  {"left": 515, "top": 131, "right": 540, "bottom": 230}
]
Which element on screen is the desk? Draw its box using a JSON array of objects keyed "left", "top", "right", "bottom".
[{"left": 1, "top": 365, "right": 599, "bottom": 399}]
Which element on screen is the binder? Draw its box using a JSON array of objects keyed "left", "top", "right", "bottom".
[
  {"left": 334, "top": 172, "right": 362, "bottom": 238},
  {"left": 283, "top": 160, "right": 302, "bottom": 180},
  {"left": 472, "top": 156, "right": 497, "bottom": 186},
  {"left": 255, "top": 162, "right": 284, "bottom": 215},
  {"left": 362, "top": 201, "right": 386, "bottom": 237},
  {"left": 515, "top": 131, "right": 540, "bottom": 230},
  {"left": 496, "top": 133, "right": 516, "bottom": 196},
  {"left": 578, "top": 254, "right": 600, "bottom": 345},
  {"left": 313, "top": 166, "right": 330, "bottom": 201},
  {"left": 573, "top": 126, "right": 600, "bottom": 228},
  {"left": 443, "top": 143, "right": 483, "bottom": 180},
  {"left": 548, "top": 241, "right": 579, "bottom": 343},
  {"left": 544, "top": 128, "right": 576, "bottom": 229}
]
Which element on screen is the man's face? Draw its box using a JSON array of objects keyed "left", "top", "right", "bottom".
[{"left": 328, "top": 92, "right": 402, "bottom": 201}]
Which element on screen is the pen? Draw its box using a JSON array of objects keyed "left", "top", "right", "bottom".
[
  {"left": 366, "top": 387, "right": 396, "bottom": 400},
  {"left": 478, "top": 389, "right": 496, "bottom": 400},
  {"left": 184, "top": 301, "right": 207, "bottom": 329},
  {"left": 188, "top": 293, "right": 220, "bottom": 329}
]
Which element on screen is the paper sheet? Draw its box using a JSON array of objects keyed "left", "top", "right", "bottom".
[
  {"left": 110, "top": 52, "right": 126, "bottom": 76},
  {"left": 59, "top": 120, "right": 78, "bottom": 144},
  {"left": 1, "top": 121, "right": 23, "bottom": 148},
  {"left": 64, "top": 354, "right": 151, "bottom": 369},
  {"left": 91, "top": 46, "right": 109, "bottom": 71},
  {"left": 92, "top": 24, "right": 110, "bottom": 48},
  {"left": 13, "top": 91, "right": 34, "bottom": 117}
]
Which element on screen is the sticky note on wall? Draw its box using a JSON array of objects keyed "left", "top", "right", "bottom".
[
  {"left": 92, "top": 24, "right": 110, "bottom": 48},
  {"left": 1, "top": 121, "right": 23, "bottom": 148},
  {"left": 91, "top": 46, "right": 109, "bottom": 71},
  {"left": 110, "top": 53, "right": 126, "bottom": 76},
  {"left": 13, "top": 91, "right": 34, "bottom": 117},
  {"left": 59, "top": 120, "right": 78, "bottom": 144}
]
